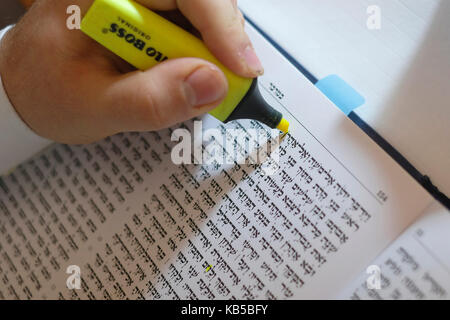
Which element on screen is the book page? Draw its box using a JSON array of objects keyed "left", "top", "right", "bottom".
[
  {"left": 0, "top": 24, "right": 432, "bottom": 300},
  {"left": 338, "top": 201, "right": 450, "bottom": 299},
  {"left": 240, "top": 0, "right": 450, "bottom": 198}
]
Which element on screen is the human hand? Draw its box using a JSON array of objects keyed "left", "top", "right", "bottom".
[
  {"left": 18, "top": 0, "right": 33, "bottom": 8},
  {"left": 18, "top": 0, "right": 34, "bottom": 8},
  {"left": 1, "top": 0, "right": 263, "bottom": 144}
]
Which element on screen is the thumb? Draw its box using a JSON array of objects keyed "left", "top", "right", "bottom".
[{"left": 103, "top": 58, "right": 228, "bottom": 132}]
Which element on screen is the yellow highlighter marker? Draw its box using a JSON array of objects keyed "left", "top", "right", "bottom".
[{"left": 80, "top": 0, "right": 290, "bottom": 133}]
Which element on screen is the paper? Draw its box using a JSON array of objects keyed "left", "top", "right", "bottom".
[
  {"left": 239, "top": 0, "right": 450, "bottom": 198},
  {"left": 339, "top": 201, "right": 450, "bottom": 299},
  {"left": 0, "top": 23, "right": 435, "bottom": 300}
]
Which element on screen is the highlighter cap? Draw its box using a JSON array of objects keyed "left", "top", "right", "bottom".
[{"left": 226, "top": 79, "right": 283, "bottom": 129}]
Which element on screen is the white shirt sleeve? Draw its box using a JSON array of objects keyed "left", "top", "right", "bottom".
[{"left": 0, "top": 25, "right": 52, "bottom": 175}]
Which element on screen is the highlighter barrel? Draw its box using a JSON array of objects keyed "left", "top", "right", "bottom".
[{"left": 81, "top": 0, "right": 289, "bottom": 132}]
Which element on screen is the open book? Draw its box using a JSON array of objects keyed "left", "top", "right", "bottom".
[{"left": 0, "top": 23, "right": 448, "bottom": 300}]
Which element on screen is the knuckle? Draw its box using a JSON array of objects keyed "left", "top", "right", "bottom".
[
  {"left": 139, "top": 81, "right": 165, "bottom": 127},
  {"left": 238, "top": 11, "right": 245, "bottom": 27},
  {"left": 231, "top": 0, "right": 238, "bottom": 11}
]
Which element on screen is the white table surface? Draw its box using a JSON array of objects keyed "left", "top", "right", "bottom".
[{"left": 240, "top": 0, "right": 450, "bottom": 197}]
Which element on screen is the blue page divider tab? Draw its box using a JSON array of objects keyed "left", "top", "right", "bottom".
[{"left": 315, "top": 75, "right": 365, "bottom": 115}]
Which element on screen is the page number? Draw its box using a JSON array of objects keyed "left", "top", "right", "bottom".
[
  {"left": 269, "top": 83, "right": 285, "bottom": 100},
  {"left": 377, "top": 190, "right": 388, "bottom": 203}
]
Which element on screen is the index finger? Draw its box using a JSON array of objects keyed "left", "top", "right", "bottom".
[{"left": 136, "top": 0, "right": 264, "bottom": 78}]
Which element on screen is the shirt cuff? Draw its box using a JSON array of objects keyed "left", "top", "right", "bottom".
[{"left": 0, "top": 25, "right": 52, "bottom": 175}]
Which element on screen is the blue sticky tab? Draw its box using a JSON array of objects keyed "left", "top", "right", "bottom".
[{"left": 315, "top": 75, "right": 365, "bottom": 115}]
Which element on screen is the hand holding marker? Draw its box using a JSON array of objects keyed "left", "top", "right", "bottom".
[{"left": 81, "top": 0, "right": 290, "bottom": 133}]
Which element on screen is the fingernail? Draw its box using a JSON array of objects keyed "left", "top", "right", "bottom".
[
  {"left": 184, "top": 66, "right": 228, "bottom": 108},
  {"left": 243, "top": 45, "right": 264, "bottom": 75}
]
